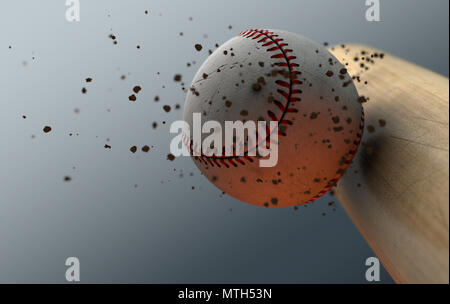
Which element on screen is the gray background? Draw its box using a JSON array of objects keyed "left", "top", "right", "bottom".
[{"left": 0, "top": 0, "right": 448, "bottom": 283}]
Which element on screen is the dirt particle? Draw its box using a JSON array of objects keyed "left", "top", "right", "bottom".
[
  {"left": 326, "top": 70, "right": 334, "bottom": 77},
  {"left": 310, "top": 112, "right": 320, "bottom": 119},
  {"left": 194, "top": 44, "right": 203, "bottom": 52},
  {"left": 104, "top": 144, "right": 111, "bottom": 149},
  {"left": 64, "top": 176, "right": 72, "bottom": 182},
  {"left": 167, "top": 154, "right": 175, "bottom": 161},
  {"left": 163, "top": 105, "right": 171, "bottom": 112},
  {"left": 358, "top": 96, "right": 368, "bottom": 103},
  {"left": 142, "top": 145, "right": 150, "bottom": 152},
  {"left": 378, "top": 119, "right": 386, "bottom": 127},
  {"left": 86, "top": 77, "right": 92, "bottom": 83},
  {"left": 342, "top": 80, "right": 352, "bottom": 87},
  {"left": 174, "top": 74, "right": 182, "bottom": 82},
  {"left": 252, "top": 83, "right": 262, "bottom": 91},
  {"left": 133, "top": 86, "right": 141, "bottom": 93},
  {"left": 128, "top": 94, "right": 137, "bottom": 102},
  {"left": 43, "top": 126, "right": 52, "bottom": 133},
  {"left": 240, "top": 110, "right": 248, "bottom": 116},
  {"left": 367, "top": 125, "right": 376, "bottom": 133},
  {"left": 332, "top": 116, "right": 340, "bottom": 124},
  {"left": 130, "top": 146, "right": 137, "bottom": 153},
  {"left": 271, "top": 198, "right": 278, "bottom": 205},
  {"left": 81, "top": 87, "right": 87, "bottom": 94}
]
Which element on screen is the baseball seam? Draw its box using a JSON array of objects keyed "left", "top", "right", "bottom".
[
  {"left": 185, "top": 29, "right": 301, "bottom": 168},
  {"left": 304, "top": 111, "right": 364, "bottom": 204}
]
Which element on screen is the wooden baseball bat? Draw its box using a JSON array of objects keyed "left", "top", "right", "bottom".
[{"left": 328, "top": 44, "right": 449, "bottom": 284}]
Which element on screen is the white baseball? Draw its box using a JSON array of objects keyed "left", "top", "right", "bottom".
[{"left": 183, "top": 29, "right": 364, "bottom": 207}]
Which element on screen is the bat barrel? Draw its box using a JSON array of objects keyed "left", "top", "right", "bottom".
[{"left": 329, "top": 44, "right": 449, "bottom": 284}]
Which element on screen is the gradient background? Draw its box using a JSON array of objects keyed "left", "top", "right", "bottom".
[{"left": 0, "top": 0, "right": 448, "bottom": 283}]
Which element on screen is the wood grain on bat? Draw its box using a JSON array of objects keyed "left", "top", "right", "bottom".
[{"left": 329, "top": 44, "right": 449, "bottom": 284}]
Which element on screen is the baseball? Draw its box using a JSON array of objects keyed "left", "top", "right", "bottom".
[{"left": 183, "top": 29, "right": 364, "bottom": 207}]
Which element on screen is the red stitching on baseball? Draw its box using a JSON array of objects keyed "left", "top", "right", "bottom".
[
  {"left": 186, "top": 28, "right": 301, "bottom": 167},
  {"left": 303, "top": 109, "right": 365, "bottom": 204}
]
